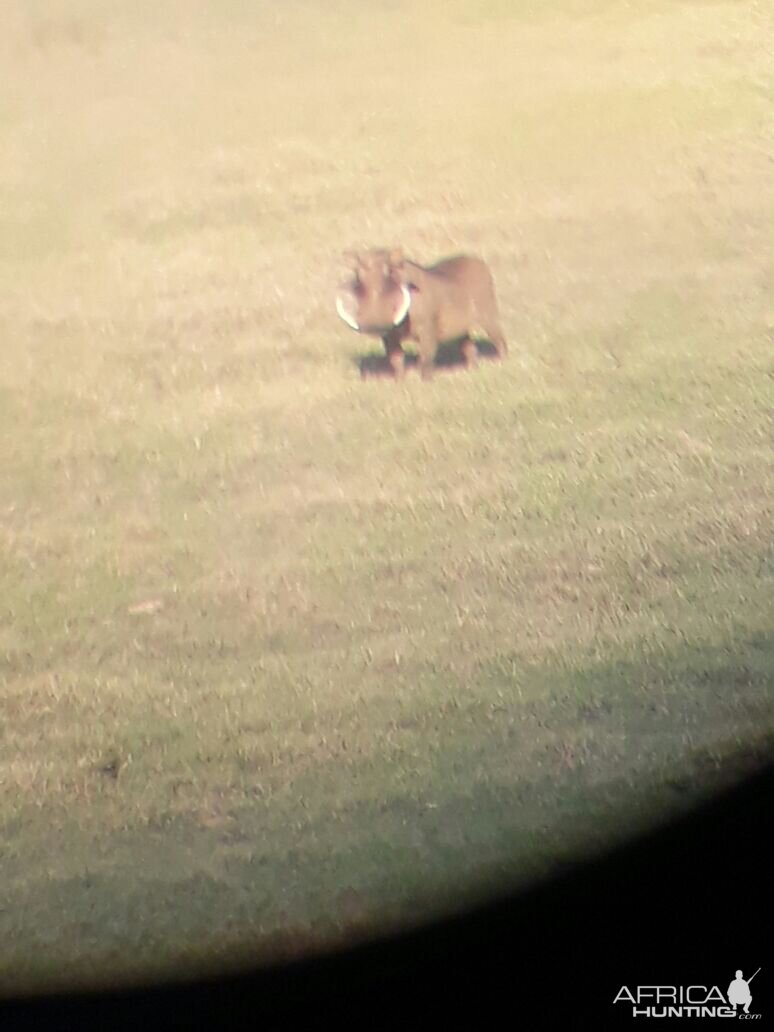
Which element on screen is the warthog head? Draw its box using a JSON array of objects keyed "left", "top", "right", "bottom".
[{"left": 335, "top": 248, "right": 412, "bottom": 334}]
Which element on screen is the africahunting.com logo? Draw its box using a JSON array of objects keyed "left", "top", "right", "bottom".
[{"left": 613, "top": 968, "right": 762, "bottom": 1019}]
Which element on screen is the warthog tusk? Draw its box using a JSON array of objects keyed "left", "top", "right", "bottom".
[
  {"left": 393, "top": 284, "right": 411, "bottom": 325},
  {"left": 336, "top": 294, "right": 360, "bottom": 331}
]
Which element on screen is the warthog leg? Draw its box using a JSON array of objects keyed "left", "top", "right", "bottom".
[
  {"left": 487, "top": 323, "right": 508, "bottom": 360},
  {"left": 413, "top": 320, "right": 437, "bottom": 381},
  {"left": 382, "top": 329, "right": 406, "bottom": 381},
  {"left": 461, "top": 338, "right": 478, "bottom": 370}
]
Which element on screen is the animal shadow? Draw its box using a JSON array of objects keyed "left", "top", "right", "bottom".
[{"left": 354, "top": 337, "right": 501, "bottom": 380}]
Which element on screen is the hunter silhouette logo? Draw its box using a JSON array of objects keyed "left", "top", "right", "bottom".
[
  {"left": 727, "top": 969, "right": 760, "bottom": 1015},
  {"left": 613, "top": 968, "right": 762, "bottom": 1018}
]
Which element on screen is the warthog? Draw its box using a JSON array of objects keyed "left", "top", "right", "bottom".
[{"left": 335, "top": 248, "right": 507, "bottom": 380}]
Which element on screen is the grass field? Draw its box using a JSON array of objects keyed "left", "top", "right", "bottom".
[{"left": 1, "top": 0, "right": 773, "bottom": 993}]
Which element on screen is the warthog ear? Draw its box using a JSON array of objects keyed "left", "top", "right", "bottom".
[
  {"left": 388, "top": 247, "right": 406, "bottom": 282},
  {"left": 388, "top": 247, "right": 404, "bottom": 268}
]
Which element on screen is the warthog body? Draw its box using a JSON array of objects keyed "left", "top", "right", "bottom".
[{"left": 336, "top": 249, "right": 507, "bottom": 380}]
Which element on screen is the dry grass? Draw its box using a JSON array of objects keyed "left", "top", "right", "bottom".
[{"left": 0, "top": 0, "right": 773, "bottom": 994}]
